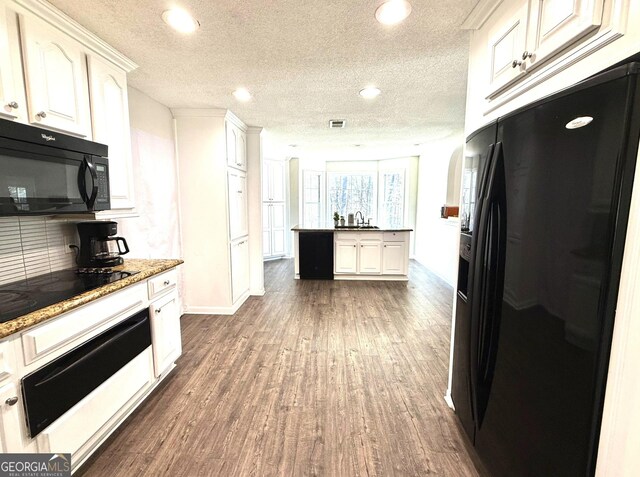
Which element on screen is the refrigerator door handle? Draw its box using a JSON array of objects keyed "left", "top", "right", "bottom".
[{"left": 469, "top": 142, "right": 507, "bottom": 429}]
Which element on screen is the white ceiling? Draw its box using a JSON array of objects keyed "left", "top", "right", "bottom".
[{"left": 48, "top": 0, "right": 477, "bottom": 157}]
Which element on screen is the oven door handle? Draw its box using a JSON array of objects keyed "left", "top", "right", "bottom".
[{"left": 33, "top": 317, "right": 147, "bottom": 388}]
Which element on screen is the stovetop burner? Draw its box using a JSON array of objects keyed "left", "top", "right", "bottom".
[{"left": 0, "top": 268, "right": 139, "bottom": 324}]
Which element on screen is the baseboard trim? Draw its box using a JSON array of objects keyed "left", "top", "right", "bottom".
[
  {"left": 184, "top": 292, "right": 250, "bottom": 315},
  {"left": 334, "top": 275, "right": 408, "bottom": 282},
  {"left": 444, "top": 392, "right": 455, "bottom": 410},
  {"left": 251, "top": 288, "right": 266, "bottom": 296}
]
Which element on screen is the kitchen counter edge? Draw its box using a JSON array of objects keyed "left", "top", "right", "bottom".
[
  {"left": 291, "top": 226, "right": 414, "bottom": 232},
  {"left": 0, "top": 258, "right": 184, "bottom": 339}
]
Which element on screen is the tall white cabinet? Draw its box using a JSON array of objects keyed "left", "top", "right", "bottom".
[
  {"left": 174, "top": 109, "right": 255, "bottom": 314},
  {"left": 263, "top": 160, "right": 286, "bottom": 259}
]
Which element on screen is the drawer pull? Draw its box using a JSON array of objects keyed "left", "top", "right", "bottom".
[
  {"left": 5, "top": 396, "right": 18, "bottom": 406},
  {"left": 36, "top": 111, "right": 47, "bottom": 119},
  {"left": 7, "top": 101, "right": 18, "bottom": 109},
  {"left": 163, "top": 280, "right": 170, "bottom": 286},
  {"left": 155, "top": 309, "right": 162, "bottom": 314}
]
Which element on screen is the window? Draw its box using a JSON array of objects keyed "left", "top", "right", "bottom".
[
  {"left": 327, "top": 173, "right": 376, "bottom": 222},
  {"left": 302, "top": 171, "right": 323, "bottom": 227},
  {"left": 378, "top": 171, "right": 405, "bottom": 228}
]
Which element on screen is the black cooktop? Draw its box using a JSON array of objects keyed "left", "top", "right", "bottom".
[{"left": 0, "top": 268, "right": 139, "bottom": 324}]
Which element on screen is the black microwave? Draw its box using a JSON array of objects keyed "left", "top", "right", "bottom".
[{"left": 0, "top": 117, "right": 110, "bottom": 215}]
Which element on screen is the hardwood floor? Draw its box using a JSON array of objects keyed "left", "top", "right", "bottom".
[{"left": 78, "top": 259, "right": 482, "bottom": 476}]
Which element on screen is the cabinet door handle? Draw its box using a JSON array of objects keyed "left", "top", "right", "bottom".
[
  {"left": 7, "top": 101, "right": 18, "bottom": 109},
  {"left": 522, "top": 50, "right": 533, "bottom": 60},
  {"left": 155, "top": 308, "right": 162, "bottom": 314},
  {"left": 511, "top": 60, "right": 522, "bottom": 68},
  {"left": 36, "top": 111, "right": 47, "bottom": 119},
  {"left": 384, "top": 245, "right": 387, "bottom": 247},
  {"left": 163, "top": 280, "right": 170, "bottom": 286},
  {"left": 353, "top": 245, "right": 356, "bottom": 248},
  {"left": 5, "top": 396, "right": 18, "bottom": 406}
]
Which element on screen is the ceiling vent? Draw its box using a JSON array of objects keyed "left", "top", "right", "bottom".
[{"left": 329, "top": 119, "right": 346, "bottom": 129}]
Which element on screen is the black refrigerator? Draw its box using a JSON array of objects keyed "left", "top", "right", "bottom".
[{"left": 451, "top": 62, "right": 640, "bottom": 477}]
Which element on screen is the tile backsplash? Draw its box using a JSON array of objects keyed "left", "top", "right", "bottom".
[{"left": 0, "top": 217, "right": 77, "bottom": 286}]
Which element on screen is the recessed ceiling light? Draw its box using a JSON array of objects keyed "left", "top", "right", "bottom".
[
  {"left": 375, "top": 0, "right": 412, "bottom": 25},
  {"left": 233, "top": 88, "right": 252, "bottom": 102},
  {"left": 161, "top": 8, "right": 200, "bottom": 33},
  {"left": 359, "top": 87, "right": 381, "bottom": 99}
]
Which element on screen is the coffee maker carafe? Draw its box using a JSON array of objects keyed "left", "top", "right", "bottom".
[{"left": 76, "top": 221, "right": 129, "bottom": 268}]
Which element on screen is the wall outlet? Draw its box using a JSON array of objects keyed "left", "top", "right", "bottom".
[{"left": 64, "top": 235, "right": 77, "bottom": 254}]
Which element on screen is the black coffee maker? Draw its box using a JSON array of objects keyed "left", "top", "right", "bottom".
[{"left": 76, "top": 221, "right": 130, "bottom": 268}]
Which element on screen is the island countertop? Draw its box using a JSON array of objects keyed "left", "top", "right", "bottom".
[
  {"left": 0, "top": 258, "right": 183, "bottom": 339},
  {"left": 291, "top": 224, "right": 413, "bottom": 232}
]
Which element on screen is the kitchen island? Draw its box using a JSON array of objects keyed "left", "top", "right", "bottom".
[{"left": 292, "top": 225, "right": 413, "bottom": 281}]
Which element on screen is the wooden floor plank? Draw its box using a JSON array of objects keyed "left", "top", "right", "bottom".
[{"left": 77, "top": 259, "right": 483, "bottom": 477}]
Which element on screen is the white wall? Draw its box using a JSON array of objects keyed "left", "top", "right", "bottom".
[
  {"left": 118, "top": 87, "right": 182, "bottom": 260},
  {"left": 247, "top": 127, "right": 265, "bottom": 294},
  {"left": 414, "top": 140, "right": 463, "bottom": 286}
]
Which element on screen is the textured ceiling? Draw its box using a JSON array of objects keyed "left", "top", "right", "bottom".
[{"left": 48, "top": 0, "right": 476, "bottom": 157}]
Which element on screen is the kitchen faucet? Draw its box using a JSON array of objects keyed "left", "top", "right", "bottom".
[{"left": 355, "top": 211, "right": 364, "bottom": 226}]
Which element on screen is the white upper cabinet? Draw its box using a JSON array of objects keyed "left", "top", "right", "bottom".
[
  {"left": 226, "top": 120, "right": 247, "bottom": 171},
  {"left": 88, "top": 56, "right": 135, "bottom": 209},
  {"left": 19, "top": 13, "right": 92, "bottom": 138},
  {"left": 487, "top": 2, "right": 529, "bottom": 96},
  {"left": 526, "top": 0, "right": 605, "bottom": 70},
  {"left": 0, "top": 5, "right": 24, "bottom": 121},
  {"left": 479, "top": 0, "right": 615, "bottom": 101}
]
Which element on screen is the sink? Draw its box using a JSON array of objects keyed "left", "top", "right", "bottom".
[{"left": 334, "top": 225, "right": 379, "bottom": 229}]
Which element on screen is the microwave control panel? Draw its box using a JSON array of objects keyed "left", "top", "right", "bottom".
[{"left": 95, "top": 163, "right": 109, "bottom": 203}]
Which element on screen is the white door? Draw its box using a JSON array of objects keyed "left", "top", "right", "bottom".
[
  {"left": 0, "top": 8, "right": 23, "bottom": 121},
  {"left": 264, "top": 160, "right": 285, "bottom": 202},
  {"left": 88, "top": 56, "right": 134, "bottom": 210},
  {"left": 228, "top": 170, "right": 248, "bottom": 240},
  {"left": 231, "top": 238, "right": 250, "bottom": 302},
  {"left": 149, "top": 292, "right": 182, "bottom": 377},
  {"left": 335, "top": 239, "right": 358, "bottom": 274},
  {"left": 270, "top": 203, "right": 286, "bottom": 256},
  {"left": 358, "top": 241, "right": 382, "bottom": 274},
  {"left": 263, "top": 204, "right": 272, "bottom": 257},
  {"left": 0, "top": 383, "right": 25, "bottom": 452},
  {"left": 486, "top": 3, "right": 528, "bottom": 97},
  {"left": 526, "top": 0, "right": 605, "bottom": 70},
  {"left": 19, "top": 14, "right": 91, "bottom": 137},
  {"left": 382, "top": 242, "right": 406, "bottom": 275}
]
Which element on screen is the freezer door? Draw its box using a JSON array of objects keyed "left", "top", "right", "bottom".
[
  {"left": 451, "top": 121, "right": 497, "bottom": 442},
  {"left": 474, "top": 70, "right": 640, "bottom": 477}
]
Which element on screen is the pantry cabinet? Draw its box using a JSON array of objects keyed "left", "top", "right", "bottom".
[
  {"left": 226, "top": 120, "right": 247, "bottom": 171},
  {"left": 263, "top": 203, "right": 286, "bottom": 258},
  {"left": 228, "top": 169, "right": 248, "bottom": 240},
  {"left": 88, "top": 56, "right": 135, "bottom": 210},
  {"left": 230, "top": 237, "right": 250, "bottom": 303},
  {"left": 18, "top": 12, "right": 92, "bottom": 138}
]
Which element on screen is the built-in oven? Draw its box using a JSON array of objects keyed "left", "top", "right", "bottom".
[
  {"left": 21, "top": 309, "right": 151, "bottom": 438},
  {"left": 0, "top": 117, "right": 110, "bottom": 215}
]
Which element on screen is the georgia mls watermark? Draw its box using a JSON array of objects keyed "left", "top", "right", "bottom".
[{"left": 0, "top": 454, "right": 70, "bottom": 477}]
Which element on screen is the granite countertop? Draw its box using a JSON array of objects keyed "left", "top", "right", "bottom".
[
  {"left": 0, "top": 258, "right": 183, "bottom": 339},
  {"left": 291, "top": 224, "right": 413, "bottom": 232}
]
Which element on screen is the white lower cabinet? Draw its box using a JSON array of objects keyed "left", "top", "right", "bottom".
[
  {"left": 335, "top": 239, "right": 358, "bottom": 273},
  {"left": 334, "top": 231, "right": 410, "bottom": 280},
  {"left": 231, "top": 237, "right": 250, "bottom": 302},
  {"left": 382, "top": 242, "right": 407, "bottom": 275},
  {"left": 37, "top": 349, "right": 153, "bottom": 460},
  {"left": 359, "top": 240, "right": 382, "bottom": 274},
  {"left": 0, "top": 382, "right": 24, "bottom": 452},
  {"left": 150, "top": 291, "right": 182, "bottom": 378}
]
